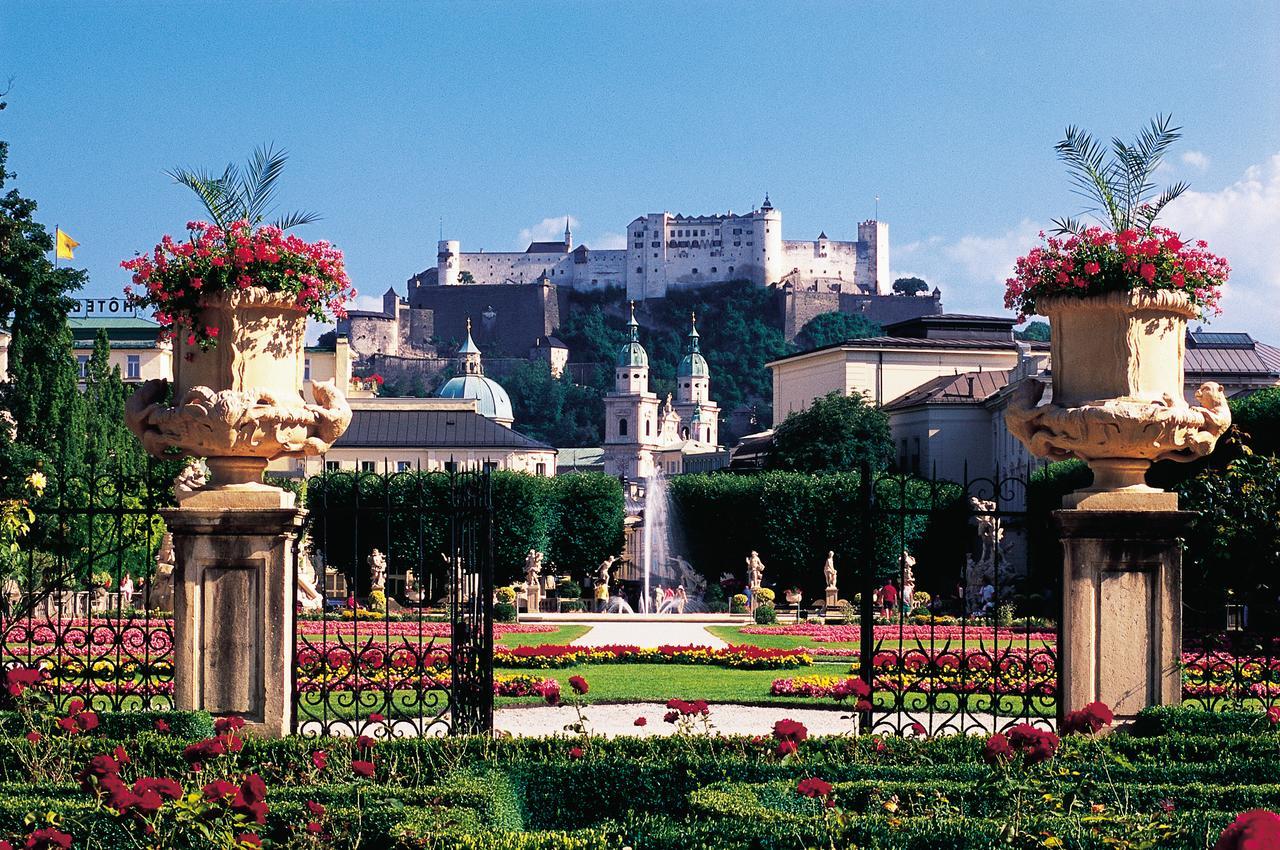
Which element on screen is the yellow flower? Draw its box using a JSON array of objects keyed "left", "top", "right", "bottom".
[{"left": 26, "top": 471, "right": 46, "bottom": 494}]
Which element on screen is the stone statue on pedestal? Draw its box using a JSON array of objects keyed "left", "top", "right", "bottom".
[
  {"left": 746, "top": 550, "right": 765, "bottom": 590},
  {"left": 822, "top": 550, "right": 839, "bottom": 607},
  {"left": 297, "top": 545, "right": 324, "bottom": 612},
  {"left": 403, "top": 568, "right": 422, "bottom": 604},
  {"left": 598, "top": 555, "right": 616, "bottom": 586},
  {"left": 368, "top": 549, "right": 387, "bottom": 592},
  {"left": 524, "top": 548, "right": 544, "bottom": 613},
  {"left": 151, "top": 533, "right": 176, "bottom": 613}
]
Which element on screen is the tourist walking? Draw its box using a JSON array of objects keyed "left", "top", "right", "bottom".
[
  {"left": 675, "top": 585, "right": 687, "bottom": 614},
  {"left": 880, "top": 581, "right": 898, "bottom": 621}
]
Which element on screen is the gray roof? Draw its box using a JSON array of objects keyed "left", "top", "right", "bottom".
[
  {"left": 883, "top": 370, "right": 1013, "bottom": 411},
  {"left": 772, "top": 337, "right": 1047, "bottom": 365},
  {"left": 333, "top": 408, "right": 552, "bottom": 451},
  {"left": 1185, "top": 343, "right": 1280, "bottom": 377},
  {"left": 525, "top": 241, "right": 568, "bottom": 254}
]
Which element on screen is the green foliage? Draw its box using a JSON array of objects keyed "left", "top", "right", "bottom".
[
  {"left": 166, "top": 142, "right": 319, "bottom": 231},
  {"left": 891, "top": 276, "right": 929, "bottom": 296},
  {"left": 752, "top": 603, "right": 778, "bottom": 625},
  {"left": 306, "top": 471, "right": 623, "bottom": 585},
  {"left": 794, "top": 311, "right": 882, "bottom": 351},
  {"left": 668, "top": 470, "right": 961, "bottom": 595},
  {"left": 768, "top": 391, "right": 891, "bottom": 473},
  {"left": 1016, "top": 319, "right": 1051, "bottom": 341},
  {"left": 1230, "top": 387, "right": 1280, "bottom": 457},
  {"left": 501, "top": 362, "right": 603, "bottom": 447},
  {"left": 1178, "top": 454, "right": 1280, "bottom": 609},
  {"left": 494, "top": 602, "right": 517, "bottom": 623}
]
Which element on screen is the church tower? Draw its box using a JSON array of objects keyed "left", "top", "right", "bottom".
[
  {"left": 673, "top": 312, "right": 719, "bottom": 446},
  {"left": 603, "top": 302, "right": 660, "bottom": 480}
]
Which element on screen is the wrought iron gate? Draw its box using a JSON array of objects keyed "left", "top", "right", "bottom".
[
  {"left": 854, "top": 461, "right": 1059, "bottom": 736},
  {"left": 294, "top": 465, "right": 494, "bottom": 737}
]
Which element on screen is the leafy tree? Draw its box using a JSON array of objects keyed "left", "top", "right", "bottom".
[
  {"left": 0, "top": 98, "right": 86, "bottom": 475},
  {"left": 796, "top": 311, "right": 882, "bottom": 350},
  {"left": 1016, "top": 320, "right": 1051, "bottom": 341},
  {"left": 167, "top": 143, "right": 319, "bottom": 230},
  {"left": 502, "top": 361, "right": 602, "bottom": 447},
  {"left": 548, "top": 473, "right": 625, "bottom": 577},
  {"left": 892, "top": 276, "right": 929, "bottom": 296},
  {"left": 768, "top": 390, "right": 892, "bottom": 474},
  {"left": 1229, "top": 387, "right": 1280, "bottom": 458}
]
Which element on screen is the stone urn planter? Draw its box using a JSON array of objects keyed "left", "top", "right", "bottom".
[
  {"left": 126, "top": 287, "right": 351, "bottom": 502},
  {"left": 784, "top": 590, "right": 803, "bottom": 606},
  {"left": 1005, "top": 289, "right": 1230, "bottom": 507}
]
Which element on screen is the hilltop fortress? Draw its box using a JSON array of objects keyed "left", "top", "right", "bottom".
[
  {"left": 338, "top": 197, "right": 940, "bottom": 362},
  {"left": 423, "top": 195, "right": 889, "bottom": 300}
]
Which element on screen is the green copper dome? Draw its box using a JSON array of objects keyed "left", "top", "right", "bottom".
[
  {"left": 616, "top": 302, "right": 649, "bottom": 368},
  {"left": 677, "top": 312, "right": 708, "bottom": 377}
]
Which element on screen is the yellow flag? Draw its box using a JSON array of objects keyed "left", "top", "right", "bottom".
[{"left": 55, "top": 228, "right": 80, "bottom": 260}]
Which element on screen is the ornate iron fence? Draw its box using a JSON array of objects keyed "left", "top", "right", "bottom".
[
  {"left": 854, "top": 461, "right": 1059, "bottom": 736},
  {"left": 294, "top": 465, "right": 494, "bottom": 737},
  {"left": 0, "top": 459, "right": 174, "bottom": 711}
]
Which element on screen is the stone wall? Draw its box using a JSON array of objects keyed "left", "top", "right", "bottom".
[{"left": 408, "top": 282, "right": 568, "bottom": 357}]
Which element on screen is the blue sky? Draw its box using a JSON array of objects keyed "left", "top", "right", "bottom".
[{"left": 3, "top": 2, "right": 1279, "bottom": 336}]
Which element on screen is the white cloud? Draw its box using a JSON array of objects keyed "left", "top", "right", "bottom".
[
  {"left": 892, "top": 220, "right": 1042, "bottom": 316},
  {"left": 1163, "top": 153, "right": 1280, "bottom": 336},
  {"left": 518, "top": 215, "right": 578, "bottom": 247},
  {"left": 1180, "top": 150, "right": 1211, "bottom": 171},
  {"left": 591, "top": 232, "right": 627, "bottom": 250}
]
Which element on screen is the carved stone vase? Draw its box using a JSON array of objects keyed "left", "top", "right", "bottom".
[
  {"left": 1005, "top": 289, "right": 1230, "bottom": 508},
  {"left": 126, "top": 287, "right": 352, "bottom": 505}
]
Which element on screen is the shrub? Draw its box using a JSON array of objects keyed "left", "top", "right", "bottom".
[
  {"left": 494, "top": 602, "right": 518, "bottom": 623},
  {"left": 754, "top": 604, "right": 778, "bottom": 625},
  {"left": 557, "top": 580, "right": 582, "bottom": 600},
  {"left": 755, "top": 587, "right": 775, "bottom": 603},
  {"left": 731, "top": 594, "right": 748, "bottom": 614},
  {"left": 496, "top": 587, "right": 517, "bottom": 605}
]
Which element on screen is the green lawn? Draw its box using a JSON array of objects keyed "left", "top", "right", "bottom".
[{"left": 497, "top": 625, "right": 589, "bottom": 647}]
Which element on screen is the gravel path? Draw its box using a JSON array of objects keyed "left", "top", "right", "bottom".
[
  {"left": 495, "top": 702, "right": 853, "bottom": 737},
  {"left": 569, "top": 621, "right": 727, "bottom": 648}
]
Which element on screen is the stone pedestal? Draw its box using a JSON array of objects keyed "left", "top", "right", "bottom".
[
  {"left": 1055, "top": 508, "right": 1191, "bottom": 725},
  {"left": 526, "top": 586, "right": 542, "bottom": 615},
  {"left": 825, "top": 588, "right": 839, "bottom": 608},
  {"left": 163, "top": 494, "right": 304, "bottom": 739}
]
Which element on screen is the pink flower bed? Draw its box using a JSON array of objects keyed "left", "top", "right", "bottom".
[{"left": 741, "top": 624, "right": 1057, "bottom": 644}]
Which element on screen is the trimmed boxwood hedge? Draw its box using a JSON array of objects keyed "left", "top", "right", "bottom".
[{"left": 0, "top": 705, "right": 1271, "bottom": 848}]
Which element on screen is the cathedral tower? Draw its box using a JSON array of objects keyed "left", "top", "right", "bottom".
[
  {"left": 603, "top": 302, "right": 660, "bottom": 480},
  {"left": 673, "top": 312, "right": 719, "bottom": 446}
]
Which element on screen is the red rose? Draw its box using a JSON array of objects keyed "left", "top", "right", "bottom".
[
  {"left": 306, "top": 800, "right": 325, "bottom": 818},
  {"left": 1214, "top": 809, "right": 1280, "bottom": 850},
  {"left": 311, "top": 750, "right": 328, "bottom": 771},
  {"left": 569, "top": 746, "right": 583, "bottom": 760},
  {"left": 75, "top": 712, "right": 99, "bottom": 732},
  {"left": 24, "top": 731, "right": 40, "bottom": 745},
  {"left": 540, "top": 681, "right": 561, "bottom": 706},
  {"left": 153, "top": 719, "right": 171, "bottom": 734},
  {"left": 24, "top": 827, "right": 73, "bottom": 850},
  {"left": 568, "top": 675, "right": 589, "bottom": 695},
  {"left": 351, "top": 759, "right": 375, "bottom": 778},
  {"left": 236, "top": 835, "right": 262, "bottom": 849},
  {"left": 214, "top": 716, "right": 246, "bottom": 734},
  {"left": 776, "top": 740, "right": 798, "bottom": 757},
  {"left": 772, "top": 718, "right": 808, "bottom": 743},
  {"left": 357, "top": 735, "right": 377, "bottom": 750},
  {"left": 203, "top": 779, "right": 238, "bottom": 802},
  {"left": 1267, "top": 707, "right": 1280, "bottom": 726},
  {"left": 634, "top": 717, "right": 647, "bottom": 727},
  {"left": 796, "top": 777, "right": 833, "bottom": 799},
  {"left": 982, "top": 732, "right": 1014, "bottom": 765},
  {"left": 135, "top": 777, "right": 182, "bottom": 801},
  {"left": 663, "top": 710, "right": 679, "bottom": 724}
]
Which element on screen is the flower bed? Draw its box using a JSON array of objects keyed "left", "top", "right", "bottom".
[
  {"left": 740, "top": 624, "right": 1057, "bottom": 644},
  {"left": 494, "top": 644, "right": 812, "bottom": 670}
]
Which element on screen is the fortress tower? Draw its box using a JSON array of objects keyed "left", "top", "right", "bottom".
[{"left": 855, "top": 220, "right": 889, "bottom": 295}]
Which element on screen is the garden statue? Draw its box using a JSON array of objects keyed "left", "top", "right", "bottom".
[
  {"left": 745, "top": 551, "right": 765, "bottom": 590},
  {"left": 524, "top": 549, "right": 543, "bottom": 613},
  {"left": 297, "top": 546, "right": 324, "bottom": 612},
  {"left": 598, "top": 555, "right": 616, "bottom": 586},
  {"left": 403, "top": 568, "right": 422, "bottom": 604},
  {"left": 1, "top": 576, "right": 20, "bottom": 616},
  {"left": 965, "top": 498, "right": 1016, "bottom": 603},
  {"left": 171, "top": 459, "right": 208, "bottom": 498},
  {"left": 901, "top": 551, "right": 916, "bottom": 611},
  {"left": 151, "top": 533, "right": 175, "bottom": 613},
  {"left": 669, "top": 554, "right": 706, "bottom": 598},
  {"left": 368, "top": 549, "right": 387, "bottom": 592},
  {"left": 823, "top": 550, "right": 838, "bottom": 607}
]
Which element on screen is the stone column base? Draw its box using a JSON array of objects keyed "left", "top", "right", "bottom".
[
  {"left": 1054, "top": 508, "right": 1192, "bottom": 725},
  {"left": 163, "top": 498, "right": 304, "bottom": 739},
  {"left": 825, "top": 588, "right": 839, "bottom": 608}
]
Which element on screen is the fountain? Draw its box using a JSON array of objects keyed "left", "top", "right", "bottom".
[{"left": 640, "top": 471, "right": 708, "bottom": 614}]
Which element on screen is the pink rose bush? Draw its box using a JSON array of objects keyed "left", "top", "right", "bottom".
[
  {"left": 123, "top": 220, "right": 355, "bottom": 349},
  {"left": 1005, "top": 226, "right": 1227, "bottom": 321}
]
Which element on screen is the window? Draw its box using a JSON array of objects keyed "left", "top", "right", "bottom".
[
  {"left": 536, "top": 462, "right": 548, "bottom": 476},
  {"left": 126, "top": 355, "right": 141, "bottom": 380},
  {"left": 645, "top": 419, "right": 651, "bottom": 436},
  {"left": 636, "top": 266, "right": 643, "bottom": 273},
  {"left": 360, "top": 461, "right": 376, "bottom": 473},
  {"left": 325, "top": 460, "right": 340, "bottom": 472},
  {"left": 483, "top": 461, "right": 498, "bottom": 472},
  {"left": 692, "top": 268, "right": 698, "bottom": 274},
  {"left": 396, "top": 461, "right": 411, "bottom": 472},
  {"left": 444, "top": 461, "right": 458, "bottom": 473},
  {"left": 710, "top": 267, "right": 717, "bottom": 273},
  {"left": 77, "top": 355, "right": 89, "bottom": 378},
  {"left": 304, "top": 357, "right": 311, "bottom": 381},
  {"left": 618, "top": 418, "right": 628, "bottom": 436},
  {"left": 729, "top": 266, "right": 734, "bottom": 273}
]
